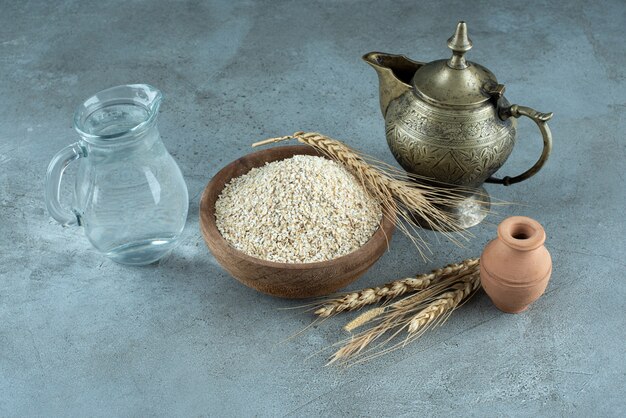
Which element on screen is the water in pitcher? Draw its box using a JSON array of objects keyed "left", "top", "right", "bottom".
[{"left": 46, "top": 85, "right": 189, "bottom": 265}]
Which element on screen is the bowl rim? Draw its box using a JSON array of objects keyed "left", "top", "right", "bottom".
[{"left": 199, "top": 144, "right": 396, "bottom": 271}]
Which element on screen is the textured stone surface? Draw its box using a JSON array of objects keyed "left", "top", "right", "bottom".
[{"left": 1, "top": 0, "right": 624, "bottom": 416}]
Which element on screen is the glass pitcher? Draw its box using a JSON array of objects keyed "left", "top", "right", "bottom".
[{"left": 45, "top": 84, "right": 189, "bottom": 265}]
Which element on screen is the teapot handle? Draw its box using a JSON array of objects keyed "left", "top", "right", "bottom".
[
  {"left": 485, "top": 104, "right": 553, "bottom": 186},
  {"left": 44, "top": 142, "right": 84, "bottom": 226}
]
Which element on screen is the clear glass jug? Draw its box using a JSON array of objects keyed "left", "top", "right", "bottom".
[{"left": 45, "top": 84, "right": 189, "bottom": 265}]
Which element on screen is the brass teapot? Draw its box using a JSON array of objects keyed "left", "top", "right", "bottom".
[{"left": 364, "top": 21, "right": 552, "bottom": 228}]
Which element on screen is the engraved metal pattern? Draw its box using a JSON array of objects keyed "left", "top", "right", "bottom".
[{"left": 385, "top": 92, "right": 516, "bottom": 187}]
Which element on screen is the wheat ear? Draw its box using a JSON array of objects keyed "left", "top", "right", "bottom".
[
  {"left": 327, "top": 271, "right": 481, "bottom": 365},
  {"left": 314, "top": 257, "right": 479, "bottom": 318},
  {"left": 407, "top": 274, "right": 481, "bottom": 335},
  {"left": 344, "top": 307, "right": 386, "bottom": 332}
]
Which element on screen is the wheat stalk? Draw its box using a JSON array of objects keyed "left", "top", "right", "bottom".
[
  {"left": 314, "top": 257, "right": 479, "bottom": 318},
  {"left": 407, "top": 275, "right": 480, "bottom": 335},
  {"left": 327, "top": 270, "right": 481, "bottom": 365},
  {"left": 253, "top": 132, "right": 481, "bottom": 257},
  {"left": 328, "top": 309, "right": 408, "bottom": 364}
]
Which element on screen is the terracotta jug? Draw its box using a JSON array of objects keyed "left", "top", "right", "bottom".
[{"left": 480, "top": 216, "right": 552, "bottom": 313}]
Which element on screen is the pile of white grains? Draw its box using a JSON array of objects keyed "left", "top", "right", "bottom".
[{"left": 215, "top": 155, "right": 382, "bottom": 263}]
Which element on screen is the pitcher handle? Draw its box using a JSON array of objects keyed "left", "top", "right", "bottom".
[
  {"left": 486, "top": 105, "right": 553, "bottom": 186},
  {"left": 45, "top": 142, "right": 84, "bottom": 226}
]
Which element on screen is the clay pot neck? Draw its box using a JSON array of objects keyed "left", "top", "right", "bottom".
[{"left": 497, "top": 216, "right": 546, "bottom": 251}]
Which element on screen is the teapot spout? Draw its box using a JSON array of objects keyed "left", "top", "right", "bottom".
[{"left": 363, "top": 52, "right": 423, "bottom": 117}]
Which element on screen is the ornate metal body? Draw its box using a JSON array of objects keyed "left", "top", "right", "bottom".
[
  {"left": 385, "top": 93, "right": 515, "bottom": 188},
  {"left": 364, "top": 22, "right": 553, "bottom": 227}
]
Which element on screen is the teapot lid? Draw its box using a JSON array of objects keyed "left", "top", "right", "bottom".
[{"left": 411, "top": 22, "right": 502, "bottom": 106}]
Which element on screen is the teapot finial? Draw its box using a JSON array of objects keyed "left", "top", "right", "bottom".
[{"left": 447, "top": 21, "right": 473, "bottom": 69}]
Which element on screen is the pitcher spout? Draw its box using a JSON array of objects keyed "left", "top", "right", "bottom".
[
  {"left": 363, "top": 52, "right": 423, "bottom": 117},
  {"left": 73, "top": 84, "right": 162, "bottom": 142}
]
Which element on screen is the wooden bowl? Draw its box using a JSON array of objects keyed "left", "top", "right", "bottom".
[{"left": 199, "top": 145, "right": 395, "bottom": 299}]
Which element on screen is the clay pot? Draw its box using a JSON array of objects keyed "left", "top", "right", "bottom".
[{"left": 480, "top": 216, "right": 552, "bottom": 313}]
